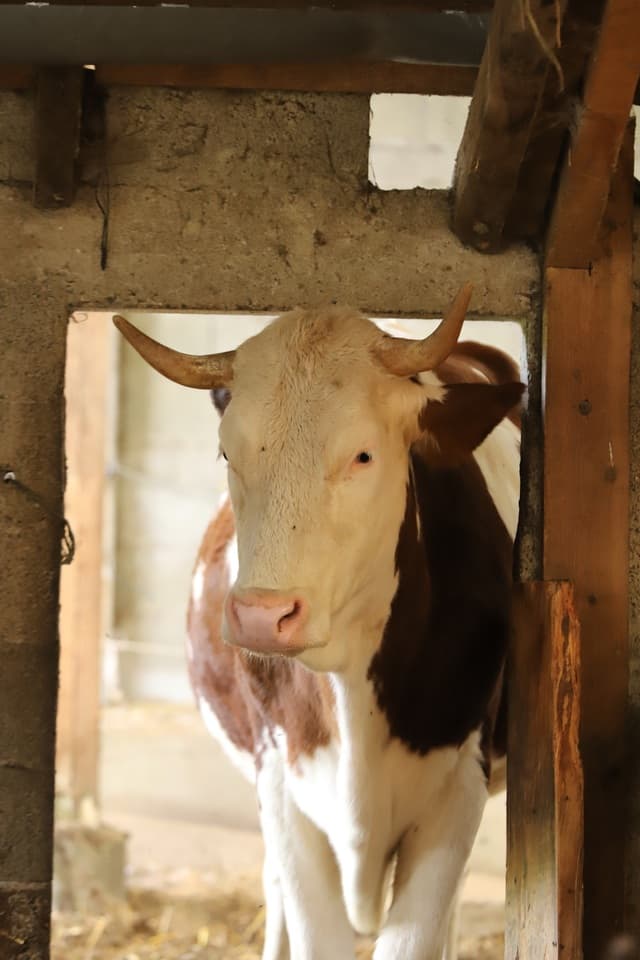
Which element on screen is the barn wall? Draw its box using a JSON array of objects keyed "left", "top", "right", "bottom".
[{"left": 0, "top": 83, "right": 540, "bottom": 956}]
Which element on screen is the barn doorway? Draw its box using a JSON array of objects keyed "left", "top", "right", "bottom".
[{"left": 52, "top": 309, "right": 524, "bottom": 960}]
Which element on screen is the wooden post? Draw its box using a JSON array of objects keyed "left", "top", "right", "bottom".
[
  {"left": 34, "top": 66, "right": 84, "bottom": 209},
  {"left": 543, "top": 129, "right": 633, "bottom": 957},
  {"left": 506, "top": 581, "right": 583, "bottom": 960},
  {"left": 57, "top": 313, "right": 112, "bottom": 814}
]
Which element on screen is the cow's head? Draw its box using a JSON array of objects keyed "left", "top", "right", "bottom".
[{"left": 114, "top": 286, "right": 522, "bottom": 672}]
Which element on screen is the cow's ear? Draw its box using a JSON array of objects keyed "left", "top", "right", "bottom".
[
  {"left": 210, "top": 387, "right": 232, "bottom": 416},
  {"left": 419, "top": 381, "right": 524, "bottom": 466}
]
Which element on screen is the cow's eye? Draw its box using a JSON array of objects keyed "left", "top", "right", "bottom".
[
  {"left": 355, "top": 451, "right": 372, "bottom": 465},
  {"left": 220, "top": 449, "right": 228, "bottom": 462}
]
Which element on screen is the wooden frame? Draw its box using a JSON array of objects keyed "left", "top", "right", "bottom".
[{"left": 506, "top": 581, "right": 583, "bottom": 960}]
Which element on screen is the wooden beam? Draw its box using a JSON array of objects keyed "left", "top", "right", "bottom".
[
  {"left": 546, "top": 0, "right": 640, "bottom": 268},
  {"left": 33, "top": 66, "right": 84, "bottom": 209},
  {"left": 452, "top": 0, "right": 567, "bottom": 252},
  {"left": 543, "top": 127, "right": 633, "bottom": 959},
  {"left": 0, "top": 0, "right": 491, "bottom": 8},
  {"left": 0, "top": 65, "right": 34, "bottom": 88},
  {"left": 506, "top": 581, "right": 583, "bottom": 960},
  {"left": 94, "top": 61, "right": 477, "bottom": 95},
  {"left": 504, "top": 0, "right": 606, "bottom": 244},
  {"left": 57, "top": 314, "right": 112, "bottom": 814}
]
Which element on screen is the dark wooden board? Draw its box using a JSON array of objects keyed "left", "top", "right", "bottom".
[
  {"left": 33, "top": 66, "right": 84, "bottom": 209},
  {"left": 94, "top": 61, "right": 477, "bottom": 95}
]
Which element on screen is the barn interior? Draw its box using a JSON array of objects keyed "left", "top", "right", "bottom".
[{"left": 1, "top": 2, "right": 640, "bottom": 959}]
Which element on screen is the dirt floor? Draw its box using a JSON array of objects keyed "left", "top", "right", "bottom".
[{"left": 51, "top": 882, "right": 503, "bottom": 960}]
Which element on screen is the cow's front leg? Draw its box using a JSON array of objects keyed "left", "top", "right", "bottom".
[
  {"left": 258, "top": 750, "right": 355, "bottom": 960},
  {"left": 374, "top": 751, "right": 487, "bottom": 960}
]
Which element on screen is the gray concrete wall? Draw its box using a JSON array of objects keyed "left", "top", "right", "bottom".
[{"left": 0, "top": 84, "right": 541, "bottom": 957}]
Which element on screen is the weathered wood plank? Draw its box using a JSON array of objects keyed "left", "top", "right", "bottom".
[
  {"left": 543, "top": 128, "right": 633, "bottom": 959},
  {"left": 0, "top": 0, "right": 491, "bottom": 8},
  {"left": 546, "top": 0, "right": 640, "bottom": 268},
  {"left": 506, "top": 581, "right": 583, "bottom": 960},
  {"left": 452, "top": 0, "right": 567, "bottom": 252},
  {"left": 504, "top": 0, "right": 606, "bottom": 244},
  {"left": 57, "top": 314, "right": 112, "bottom": 813},
  {"left": 94, "top": 61, "right": 477, "bottom": 95},
  {"left": 33, "top": 66, "right": 84, "bottom": 209}
]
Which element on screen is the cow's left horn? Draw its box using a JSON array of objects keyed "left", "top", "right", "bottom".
[
  {"left": 113, "top": 316, "right": 235, "bottom": 388},
  {"left": 374, "top": 283, "right": 472, "bottom": 376}
]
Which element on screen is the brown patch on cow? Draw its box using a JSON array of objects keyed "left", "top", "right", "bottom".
[
  {"left": 187, "top": 498, "right": 336, "bottom": 769},
  {"left": 439, "top": 341, "right": 523, "bottom": 428},
  {"left": 419, "top": 381, "right": 524, "bottom": 467},
  {"left": 367, "top": 452, "right": 513, "bottom": 762}
]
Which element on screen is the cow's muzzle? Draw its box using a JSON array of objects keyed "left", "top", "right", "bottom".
[{"left": 225, "top": 588, "right": 310, "bottom": 655}]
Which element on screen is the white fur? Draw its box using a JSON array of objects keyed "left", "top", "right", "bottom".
[
  {"left": 197, "top": 694, "right": 256, "bottom": 784},
  {"left": 473, "top": 417, "right": 521, "bottom": 540}
]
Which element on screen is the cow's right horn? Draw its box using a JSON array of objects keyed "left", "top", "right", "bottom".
[
  {"left": 374, "top": 283, "right": 472, "bottom": 377},
  {"left": 113, "top": 315, "right": 235, "bottom": 389}
]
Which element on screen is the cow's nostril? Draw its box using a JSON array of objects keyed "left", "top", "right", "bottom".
[{"left": 277, "top": 601, "right": 300, "bottom": 630}]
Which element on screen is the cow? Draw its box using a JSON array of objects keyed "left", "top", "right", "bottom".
[{"left": 113, "top": 283, "right": 523, "bottom": 960}]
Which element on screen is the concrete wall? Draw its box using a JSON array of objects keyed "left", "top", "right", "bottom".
[{"left": 0, "top": 84, "right": 541, "bottom": 957}]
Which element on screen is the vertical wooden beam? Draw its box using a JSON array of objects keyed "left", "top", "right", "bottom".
[
  {"left": 506, "top": 581, "right": 583, "bottom": 960},
  {"left": 57, "top": 314, "right": 111, "bottom": 814},
  {"left": 543, "top": 128, "right": 633, "bottom": 958},
  {"left": 452, "top": 0, "right": 567, "bottom": 252},
  {"left": 34, "top": 66, "right": 84, "bottom": 209},
  {"left": 546, "top": 0, "right": 640, "bottom": 269}
]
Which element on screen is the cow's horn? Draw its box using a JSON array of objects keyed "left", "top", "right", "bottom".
[
  {"left": 374, "top": 283, "right": 472, "bottom": 376},
  {"left": 113, "top": 315, "right": 235, "bottom": 388}
]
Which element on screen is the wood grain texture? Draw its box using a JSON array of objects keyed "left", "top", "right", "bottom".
[
  {"left": 94, "top": 61, "right": 477, "bottom": 94},
  {"left": 57, "top": 315, "right": 112, "bottom": 812},
  {"left": 543, "top": 128, "right": 633, "bottom": 959},
  {"left": 34, "top": 66, "right": 84, "bottom": 209},
  {"left": 0, "top": 0, "right": 491, "bottom": 8},
  {"left": 506, "top": 581, "right": 583, "bottom": 960},
  {"left": 452, "top": 0, "right": 567, "bottom": 252},
  {"left": 546, "top": 0, "right": 640, "bottom": 268}
]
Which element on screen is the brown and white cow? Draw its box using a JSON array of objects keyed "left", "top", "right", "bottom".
[{"left": 114, "top": 285, "right": 523, "bottom": 960}]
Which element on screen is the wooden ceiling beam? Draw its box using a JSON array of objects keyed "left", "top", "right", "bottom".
[
  {"left": 546, "top": 0, "right": 640, "bottom": 269},
  {"left": 0, "top": 0, "right": 491, "bottom": 8},
  {"left": 451, "top": 0, "right": 569, "bottom": 253},
  {"left": 93, "top": 61, "right": 477, "bottom": 95}
]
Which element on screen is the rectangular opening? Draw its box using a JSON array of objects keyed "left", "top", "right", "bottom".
[
  {"left": 368, "top": 94, "right": 471, "bottom": 191},
  {"left": 53, "top": 310, "right": 525, "bottom": 959}
]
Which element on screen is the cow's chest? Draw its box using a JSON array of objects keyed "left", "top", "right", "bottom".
[{"left": 281, "top": 723, "right": 463, "bottom": 934}]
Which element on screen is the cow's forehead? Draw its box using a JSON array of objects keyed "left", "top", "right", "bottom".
[{"left": 233, "top": 306, "right": 384, "bottom": 386}]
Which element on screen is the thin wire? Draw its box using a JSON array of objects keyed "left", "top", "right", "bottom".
[{"left": 2, "top": 470, "right": 76, "bottom": 565}]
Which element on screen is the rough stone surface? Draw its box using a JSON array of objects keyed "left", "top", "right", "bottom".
[{"left": 0, "top": 883, "right": 51, "bottom": 960}]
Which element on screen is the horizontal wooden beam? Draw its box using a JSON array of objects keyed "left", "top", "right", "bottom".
[
  {"left": 506, "top": 581, "right": 583, "bottom": 960},
  {"left": 0, "top": 0, "right": 491, "bottom": 8},
  {"left": 546, "top": 0, "right": 640, "bottom": 268},
  {"left": 0, "top": 6, "right": 487, "bottom": 66},
  {"left": 452, "top": 0, "right": 567, "bottom": 253},
  {"left": 94, "top": 61, "right": 477, "bottom": 94}
]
